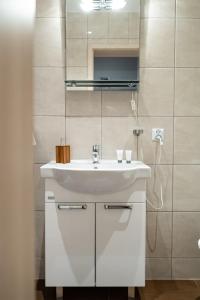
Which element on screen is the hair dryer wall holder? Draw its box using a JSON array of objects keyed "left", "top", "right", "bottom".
[{"left": 133, "top": 128, "right": 144, "bottom": 137}]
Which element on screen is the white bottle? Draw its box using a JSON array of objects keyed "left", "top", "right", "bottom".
[
  {"left": 116, "top": 149, "right": 123, "bottom": 163},
  {"left": 125, "top": 150, "right": 132, "bottom": 163}
]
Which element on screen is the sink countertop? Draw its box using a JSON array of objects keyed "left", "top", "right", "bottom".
[{"left": 41, "top": 160, "right": 151, "bottom": 177}]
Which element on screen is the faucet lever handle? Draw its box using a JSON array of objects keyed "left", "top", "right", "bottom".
[{"left": 92, "top": 144, "right": 100, "bottom": 153}]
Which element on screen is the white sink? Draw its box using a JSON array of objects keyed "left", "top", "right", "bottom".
[{"left": 40, "top": 160, "right": 151, "bottom": 194}]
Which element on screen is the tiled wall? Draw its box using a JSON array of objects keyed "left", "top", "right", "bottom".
[
  {"left": 33, "top": 0, "right": 65, "bottom": 279},
  {"left": 34, "top": 0, "right": 200, "bottom": 280},
  {"left": 140, "top": 0, "right": 200, "bottom": 280}
]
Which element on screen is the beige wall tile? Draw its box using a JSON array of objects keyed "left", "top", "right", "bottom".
[
  {"left": 146, "top": 258, "right": 172, "bottom": 280},
  {"left": 33, "top": 164, "right": 45, "bottom": 211},
  {"left": 33, "top": 116, "right": 66, "bottom": 163},
  {"left": 66, "top": 39, "right": 87, "bottom": 67},
  {"left": 109, "top": 13, "right": 129, "bottom": 38},
  {"left": 34, "top": 18, "right": 65, "bottom": 67},
  {"left": 174, "top": 165, "right": 200, "bottom": 211},
  {"left": 175, "top": 68, "right": 200, "bottom": 116},
  {"left": 66, "top": 91, "right": 101, "bottom": 116},
  {"left": 102, "top": 91, "right": 137, "bottom": 117},
  {"left": 65, "top": 117, "right": 70, "bottom": 144},
  {"left": 176, "top": 19, "right": 200, "bottom": 67},
  {"left": 36, "top": 0, "right": 64, "bottom": 17},
  {"left": 69, "top": 117, "right": 101, "bottom": 159},
  {"left": 66, "top": 67, "right": 88, "bottom": 80},
  {"left": 146, "top": 212, "right": 172, "bottom": 258},
  {"left": 147, "top": 165, "right": 173, "bottom": 212},
  {"left": 129, "top": 13, "right": 140, "bottom": 39},
  {"left": 108, "top": 38, "right": 130, "bottom": 45},
  {"left": 129, "top": 38, "right": 140, "bottom": 48},
  {"left": 88, "top": 12, "right": 109, "bottom": 39},
  {"left": 138, "top": 68, "right": 174, "bottom": 116},
  {"left": 172, "top": 259, "right": 200, "bottom": 279},
  {"left": 35, "top": 258, "right": 45, "bottom": 280},
  {"left": 35, "top": 211, "right": 45, "bottom": 259},
  {"left": 140, "top": 19, "right": 175, "bottom": 68},
  {"left": 88, "top": 38, "right": 108, "bottom": 47},
  {"left": 138, "top": 117, "right": 173, "bottom": 164},
  {"left": 174, "top": 117, "right": 200, "bottom": 164},
  {"left": 66, "top": 13, "right": 87, "bottom": 38},
  {"left": 89, "top": 37, "right": 136, "bottom": 47},
  {"left": 33, "top": 67, "right": 65, "bottom": 116},
  {"left": 173, "top": 212, "right": 200, "bottom": 257},
  {"left": 177, "top": 0, "right": 200, "bottom": 18},
  {"left": 102, "top": 117, "right": 137, "bottom": 159},
  {"left": 141, "top": 0, "right": 175, "bottom": 18}
]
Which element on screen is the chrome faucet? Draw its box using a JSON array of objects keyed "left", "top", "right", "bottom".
[{"left": 92, "top": 144, "right": 100, "bottom": 164}]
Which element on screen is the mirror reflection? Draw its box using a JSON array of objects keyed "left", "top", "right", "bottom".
[{"left": 65, "top": 0, "right": 140, "bottom": 90}]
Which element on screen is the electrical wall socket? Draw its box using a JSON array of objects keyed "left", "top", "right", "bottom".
[{"left": 152, "top": 128, "right": 164, "bottom": 142}]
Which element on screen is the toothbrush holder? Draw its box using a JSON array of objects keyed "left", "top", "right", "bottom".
[{"left": 56, "top": 145, "right": 70, "bottom": 164}]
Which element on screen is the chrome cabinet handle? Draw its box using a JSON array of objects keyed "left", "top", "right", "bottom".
[
  {"left": 104, "top": 204, "right": 132, "bottom": 210},
  {"left": 58, "top": 204, "right": 87, "bottom": 210}
]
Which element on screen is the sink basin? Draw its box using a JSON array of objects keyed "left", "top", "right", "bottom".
[{"left": 40, "top": 160, "right": 151, "bottom": 194}]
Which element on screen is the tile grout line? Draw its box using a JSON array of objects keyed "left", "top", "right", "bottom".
[
  {"left": 141, "top": 16, "right": 200, "bottom": 20},
  {"left": 146, "top": 257, "right": 200, "bottom": 259},
  {"left": 139, "top": 66, "right": 200, "bottom": 69},
  {"left": 171, "top": 0, "right": 177, "bottom": 280},
  {"left": 34, "top": 16, "right": 65, "bottom": 19},
  {"left": 33, "top": 66, "right": 200, "bottom": 69},
  {"left": 136, "top": 66, "right": 200, "bottom": 69},
  {"left": 137, "top": 0, "right": 142, "bottom": 161},
  {"left": 33, "top": 115, "right": 200, "bottom": 118}
]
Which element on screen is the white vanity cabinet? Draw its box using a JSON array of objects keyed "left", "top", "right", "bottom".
[
  {"left": 96, "top": 203, "right": 145, "bottom": 287},
  {"left": 41, "top": 160, "right": 151, "bottom": 289},
  {"left": 45, "top": 202, "right": 95, "bottom": 287}
]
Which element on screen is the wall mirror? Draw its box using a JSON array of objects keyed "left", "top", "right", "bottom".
[{"left": 65, "top": 0, "right": 140, "bottom": 90}]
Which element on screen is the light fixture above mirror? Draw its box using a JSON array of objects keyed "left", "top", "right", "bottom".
[{"left": 80, "top": 0, "right": 127, "bottom": 12}]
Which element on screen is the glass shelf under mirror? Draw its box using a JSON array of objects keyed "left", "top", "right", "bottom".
[{"left": 65, "top": 80, "right": 139, "bottom": 90}]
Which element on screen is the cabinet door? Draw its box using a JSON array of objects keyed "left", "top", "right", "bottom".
[
  {"left": 96, "top": 203, "right": 145, "bottom": 287},
  {"left": 45, "top": 203, "right": 95, "bottom": 287}
]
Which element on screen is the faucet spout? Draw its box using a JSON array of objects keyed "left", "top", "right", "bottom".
[{"left": 92, "top": 144, "right": 100, "bottom": 164}]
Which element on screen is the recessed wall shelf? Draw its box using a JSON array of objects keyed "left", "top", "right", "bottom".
[{"left": 65, "top": 80, "right": 139, "bottom": 89}]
